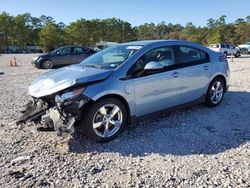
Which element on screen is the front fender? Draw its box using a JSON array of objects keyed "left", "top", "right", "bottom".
[{"left": 83, "top": 79, "right": 136, "bottom": 116}]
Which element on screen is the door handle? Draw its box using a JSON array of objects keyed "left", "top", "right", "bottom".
[
  {"left": 172, "top": 72, "right": 180, "bottom": 78},
  {"left": 203, "top": 65, "right": 209, "bottom": 70}
]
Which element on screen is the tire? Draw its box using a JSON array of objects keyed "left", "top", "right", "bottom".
[
  {"left": 234, "top": 51, "right": 240, "bottom": 58},
  {"left": 80, "top": 98, "right": 128, "bottom": 143},
  {"left": 41, "top": 60, "right": 53, "bottom": 69},
  {"left": 205, "top": 77, "right": 225, "bottom": 107},
  {"left": 224, "top": 52, "right": 227, "bottom": 57}
]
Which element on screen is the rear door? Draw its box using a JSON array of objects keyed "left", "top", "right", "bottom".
[
  {"left": 176, "top": 45, "right": 211, "bottom": 103},
  {"left": 72, "top": 47, "right": 93, "bottom": 64}
]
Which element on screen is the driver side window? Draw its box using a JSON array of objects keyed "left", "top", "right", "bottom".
[
  {"left": 127, "top": 46, "right": 176, "bottom": 76},
  {"left": 57, "top": 47, "right": 72, "bottom": 55}
]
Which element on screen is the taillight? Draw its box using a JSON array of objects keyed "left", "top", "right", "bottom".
[{"left": 219, "top": 55, "right": 227, "bottom": 62}]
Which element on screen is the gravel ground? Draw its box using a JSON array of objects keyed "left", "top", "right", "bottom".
[{"left": 0, "top": 54, "right": 249, "bottom": 187}]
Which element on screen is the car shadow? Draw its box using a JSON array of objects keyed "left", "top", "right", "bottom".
[{"left": 68, "top": 91, "right": 250, "bottom": 156}]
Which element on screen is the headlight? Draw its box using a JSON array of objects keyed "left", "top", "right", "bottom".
[
  {"left": 55, "top": 88, "right": 85, "bottom": 103},
  {"left": 30, "top": 79, "right": 55, "bottom": 94},
  {"left": 29, "top": 79, "right": 76, "bottom": 98},
  {"left": 33, "top": 56, "right": 39, "bottom": 61},
  {"left": 33, "top": 56, "right": 43, "bottom": 62}
]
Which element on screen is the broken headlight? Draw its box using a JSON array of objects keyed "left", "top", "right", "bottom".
[
  {"left": 55, "top": 87, "right": 85, "bottom": 103},
  {"left": 29, "top": 79, "right": 76, "bottom": 98}
]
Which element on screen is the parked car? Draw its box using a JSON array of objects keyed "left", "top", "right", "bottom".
[
  {"left": 209, "top": 43, "right": 240, "bottom": 57},
  {"left": 31, "top": 45, "right": 96, "bottom": 69},
  {"left": 238, "top": 42, "right": 250, "bottom": 54},
  {"left": 17, "top": 40, "right": 229, "bottom": 142}
]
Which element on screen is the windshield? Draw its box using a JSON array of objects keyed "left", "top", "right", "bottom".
[{"left": 80, "top": 45, "right": 143, "bottom": 69}]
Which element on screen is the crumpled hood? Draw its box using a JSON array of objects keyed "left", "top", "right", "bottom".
[{"left": 29, "top": 65, "right": 113, "bottom": 98}]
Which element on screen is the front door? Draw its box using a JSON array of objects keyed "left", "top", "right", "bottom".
[
  {"left": 126, "top": 46, "right": 183, "bottom": 117},
  {"left": 53, "top": 47, "right": 73, "bottom": 65}
]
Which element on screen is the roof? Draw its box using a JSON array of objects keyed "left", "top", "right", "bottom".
[
  {"left": 56, "top": 45, "right": 93, "bottom": 51},
  {"left": 122, "top": 39, "right": 186, "bottom": 46},
  {"left": 120, "top": 39, "right": 212, "bottom": 54},
  {"left": 58, "top": 45, "right": 84, "bottom": 48}
]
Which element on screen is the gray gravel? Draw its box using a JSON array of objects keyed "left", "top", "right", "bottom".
[{"left": 0, "top": 54, "right": 250, "bottom": 187}]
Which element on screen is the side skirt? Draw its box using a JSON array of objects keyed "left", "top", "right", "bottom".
[{"left": 130, "top": 94, "right": 206, "bottom": 124}]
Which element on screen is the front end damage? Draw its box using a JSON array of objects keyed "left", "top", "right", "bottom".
[
  {"left": 16, "top": 90, "right": 90, "bottom": 135},
  {"left": 14, "top": 65, "right": 113, "bottom": 135}
]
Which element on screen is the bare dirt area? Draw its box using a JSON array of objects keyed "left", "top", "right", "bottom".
[{"left": 0, "top": 54, "right": 249, "bottom": 187}]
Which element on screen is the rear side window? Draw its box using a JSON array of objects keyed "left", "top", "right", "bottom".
[
  {"left": 178, "top": 46, "right": 209, "bottom": 64},
  {"left": 221, "top": 44, "right": 225, "bottom": 48},
  {"left": 225, "top": 44, "right": 230, "bottom": 49},
  {"left": 73, "top": 47, "right": 89, "bottom": 53},
  {"left": 73, "top": 47, "right": 84, "bottom": 53}
]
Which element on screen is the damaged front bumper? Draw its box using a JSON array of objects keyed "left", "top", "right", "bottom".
[{"left": 15, "top": 94, "right": 90, "bottom": 135}]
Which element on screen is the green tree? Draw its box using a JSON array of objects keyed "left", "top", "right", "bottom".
[
  {"left": 207, "top": 18, "right": 215, "bottom": 28},
  {"left": 245, "top": 16, "right": 250, "bottom": 23},
  {"left": 0, "top": 12, "right": 14, "bottom": 52},
  {"left": 12, "top": 13, "right": 33, "bottom": 48},
  {"left": 39, "top": 21, "right": 65, "bottom": 51},
  {"left": 1, "top": 11, "right": 250, "bottom": 53}
]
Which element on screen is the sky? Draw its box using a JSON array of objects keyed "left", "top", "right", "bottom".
[{"left": 0, "top": 0, "right": 250, "bottom": 26}]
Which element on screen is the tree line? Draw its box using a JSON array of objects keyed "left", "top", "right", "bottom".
[{"left": 0, "top": 12, "right": 249, "bottom": 52}]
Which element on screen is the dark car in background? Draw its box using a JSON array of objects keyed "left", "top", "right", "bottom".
[{"left": 31, "top": 45, "right": 96, "bottom": 69}]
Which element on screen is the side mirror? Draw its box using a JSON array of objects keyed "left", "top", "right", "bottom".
[{"left": 144, "top": 61, "right": 164, "bottom": 71}]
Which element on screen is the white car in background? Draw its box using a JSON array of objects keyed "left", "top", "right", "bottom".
[
  {"left": 209, "top": 43, "right": 241, "bottom": 57},
  {"left": 238, "top": 42, "right": 250, "bottom": 54}
]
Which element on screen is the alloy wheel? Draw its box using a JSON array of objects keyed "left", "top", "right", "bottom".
[
  {"left": 92, "top": 104, "right": 123, "bottom": 138},
  {"left": 210, "top": 81, "right": 224, "bottom": 104},
  {"left": 43, "top": 60, "right": 53, "bottom": 69}
]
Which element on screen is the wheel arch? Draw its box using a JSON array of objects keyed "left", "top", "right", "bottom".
[
  {"left": 91, "top": 94, "right": 131, "bottom": 122},
  {"left": 210, "top": 74, "right": 227, "bottom": 91}
]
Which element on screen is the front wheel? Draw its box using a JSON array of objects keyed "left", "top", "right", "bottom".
[
  {"left": 205, "top": 78, "right": 225, "bottom": 107},
  {"left": 80, "top": 98, "right": 128, "bottom": 142},
  {"left": 42, "top": 60, "right": 53, "bottom": 69}
]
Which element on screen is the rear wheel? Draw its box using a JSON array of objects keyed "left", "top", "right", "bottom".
[
  {"left": 42, "top": 60, "right": 53, "bottom": 69},
  {"left": 234, "top": 51, "right": 240, "bottom": 58},
  {"left": 80, "top": 98, "right": 128, "bottom": 142},
  {"left": 205, "top": 78, "right": 225, "bottom": 107}
]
